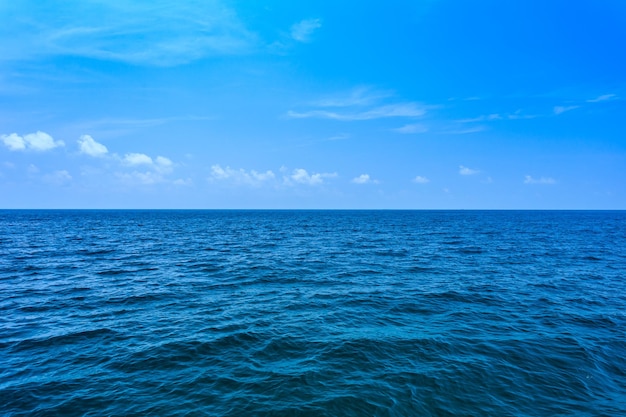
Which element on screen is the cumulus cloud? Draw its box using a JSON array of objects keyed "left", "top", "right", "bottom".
[
  {"left": 524, "top": 175, "right": 556, "bottom": 185},
  {"left": 1, "top": 131, "right": 64, "bottom": 151},
  {"left": 123, "top": 153, "right": 153, "bottom": 166},
  {"left": 459, "top": 165, "right": 479, "bottom": 175},
  {"left": 1, "top": 133, "right": 25, "bottom": 151},
  {"left": 209, "top": 164, "right": 275, "bottom": 186},
  {"left": 287, "top": 168, "right": 336, "bottom": 186},
  {"left": 78, "top": 134, "right": 108, "bottom": 157},
  {"left": 290, "top": 18, "right": 322, "bottom": 42},
  {"left": 352, "top": 174, "right": 379, "bottom": 184},
  {"left": 155, "top": 156, "right": 172, "bottom": 167},
  {"left": 155, "top": 156, "right": 174, "bottom": 173},
  {"left": 412, "top": 176, "right": 430, "bottom": 184}
]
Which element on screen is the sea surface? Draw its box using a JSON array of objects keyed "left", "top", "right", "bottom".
[{"left": 1, "top": 210, "right": 625, "bottom": 416}]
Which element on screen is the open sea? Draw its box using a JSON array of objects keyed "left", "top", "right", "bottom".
[{"left": 1, "top": 210, "right": 625, "bottom": 416}]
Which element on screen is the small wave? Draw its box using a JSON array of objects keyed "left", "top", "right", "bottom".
[{"left": 5, "top": 328, "right": 119, "bottom": 352}]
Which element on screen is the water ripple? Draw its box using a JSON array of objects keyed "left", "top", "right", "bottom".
[{"left": 1, "top": 210, "right": 625, "bottom": 416}]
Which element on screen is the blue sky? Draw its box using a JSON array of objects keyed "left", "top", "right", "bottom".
[{"left": 1, "top": 0, "right": 625, "bottom": 209}]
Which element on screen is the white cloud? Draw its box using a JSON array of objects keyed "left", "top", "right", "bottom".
[
  {"left": 587, "top": 94, "right": 616, "bottom": 103},
  {"left": 314, "top": 87, "right": 392, "bottom": 108},
  {"left": 457, "top": 114, "right": 502, "bottom": 123},
  {"left": 459, "top": 165, "right": 479, "bottom": 175},
  {"left": 2, "top": 1, "right": 257, "bottom": 66},
  {"left": 446, "top": 126, "right": 487, "bottom": 135},
  {"left": 1, "top": 133, "right": 25, "bottom": 151},
  {"left": 393, "top": 123, "right": 428, "bottom": 134},
  {"left": 326, "top": 133, "right": 351, "bottom": 141},
  {"left": 209, "top": 164, "right": 275, "bottom": 186},
  {"left": 155, "top": 156, "right": 173, "bottom": 167},
  {"left": 123, "top": 153, "right": 153, "bottom": 166},
  {"left": 290, "top": 18, "right": 322, "bottom": 42},
  {"left": 1, "top": 131, "right": 64, "bottom": 151},
  {"left": 155, "top": 156, "right": 174, "bottom": 173},
  {"left": 287, "top": 103, "right": 426, "bottom": 121},
  {"left": 78, "top": 134, "right": 108, "bottom": 157},
  {"left": 352, "top": 174, "right": 379, "bottom": 184},
  {"left": 554, "top": 105, "right": 579, "bottom": 115},
  {"left": 412, "top": 176, "right": 430, "bottom": 184},
  {"left": 26, "top": 131, "right": 65, "bottom": 151},
  {"left": 287, "top": 168, "right": 336, "bottom": 186},
  {"left": 524, "top": 175, "right": 556, "bottom": 185}
]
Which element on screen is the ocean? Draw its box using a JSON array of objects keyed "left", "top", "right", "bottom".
[{"left": 1, "top": 210, "right": 625, "bottom": 416}]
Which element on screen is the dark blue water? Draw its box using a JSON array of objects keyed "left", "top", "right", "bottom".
[{"left": 1, "top": 210, "right": 625, "bottom": 416}]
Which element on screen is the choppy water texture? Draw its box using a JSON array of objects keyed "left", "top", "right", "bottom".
[{"left": 1, "top": 210, "right": 626, "bottom": 416}]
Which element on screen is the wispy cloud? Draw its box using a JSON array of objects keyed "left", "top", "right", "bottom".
[
  {"left": 288, "top": 86, "right": 427, "bottom": 122},
  {"left": 554, "top": 105, "right": 579, "bottom": 115},
  {"left": 75, "top": 115, "right": 214, "bottom": 131},
  {"left": 459, "top": 165, "right": 479, "bottom": 175},
  {"left": 78, "top": 134, "right": 108, "bottom": 157},
  {"left": 313, "top": 87, "right": 393, "bottom": 108},
  {"left": 287, "top": 103, "right": 426, "bottom": 121},
  {"left": 587, "top": 94, "right": 617, "bottom": 103},
  {"left": 393, "top": 123, "right": 428, "bottom": 134},
  {"left": 352, "top": 174, "right": 379, "bottom": 184},
  {"left": 457, "top": 110, "right": 537, "bottom": 124},
  {"left": 524, "top": 175, "right": 556, "bottom": 185},
  {"left": 412, "top": 175, "right": 430, "bottom": 184},
  {"left": 290, "top": 18, "right": 321, "bottom": 43},
  {"left": 1, "top": 131, "right": 64, "bottom": 151},
  {"left": 1, "top": 1, "right": 257, "bottom": 66},
  {"left": 457, "top": 114, "right": 502, "bottom": 123},
  {"left": 446, "top": 126, "right": 487, "bottom": 135}
]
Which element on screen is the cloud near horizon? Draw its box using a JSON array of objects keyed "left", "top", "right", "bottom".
[
  {"left": 524, "top": 175, "right": 556, "bottom": 185},
  {"left": 209, "top": 164, "right": 275, "bottom": 186},
  {"left": 288, "top": 168, "right": 337, "bottom": 186},
  {"left": 352, "top": 174, "right": 379, "bottom": 184},
  {"left": 78, "top": 134, "right": 108, "bottom": 157},
  {"left": 459, "top": 165, "right": 479, "bottom": 175},
  {"left": 1, "top": 131, "right": 65, "bottom": 151}
]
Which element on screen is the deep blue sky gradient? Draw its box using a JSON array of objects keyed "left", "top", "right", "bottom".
[{"left": 1, "top": 0, "right": 625, "bottom": 208}]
